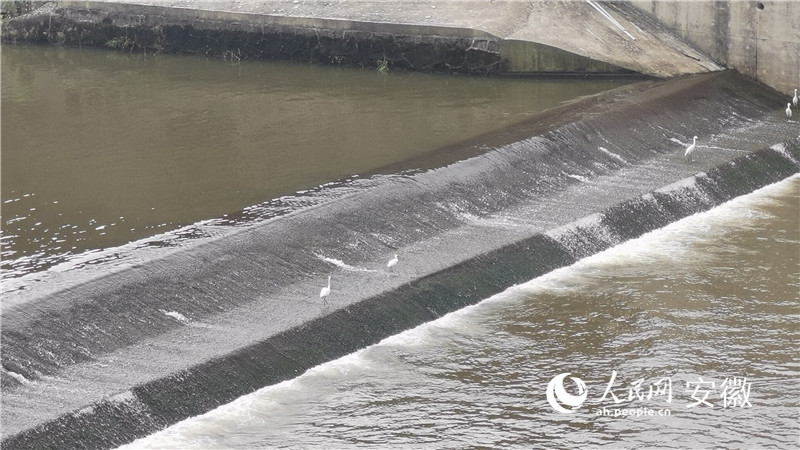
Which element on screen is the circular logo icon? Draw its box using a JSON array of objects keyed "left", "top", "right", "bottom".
[{"left": 546, "top": 373, "right": 588, "bottom": 413}]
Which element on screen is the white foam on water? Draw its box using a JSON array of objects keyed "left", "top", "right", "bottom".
[
  {"left": 317, "top": 254, "right": 381, "bottom": 273},
  {"left": 161, "top": 310, "right": 190, "bottom": 324},
  {"left": 669, "top": 137, "right": 687, "bottom": 146},
  {"left": 531, "top": 174, "right": 797, "bottom": 294},
  {"left": 119, "top": 175, "right": 798, "bottom": 449},
  {"left": 110, "top": 391, "right": 138, "bottom": 404},
  {"left": 1, "top": 218, "right": 228, "bottom": 305},
  {"left": 118, "top": 392, "right": 272, "bottom": 449},
  {"left": 770, "top": 142, "right": 799, "bottom": 164},
  {"left": 5, "top": 369, "right": 31, "bottom": 385},
  {"left": 770, "top": 143, "right": 786, "bottom": 151},
  {"left": 597, "top": 146, "right": 627, "bottom": 164},
  {"left": 458, "top": 211, "right": 532, "bottom": 229},
  {"left": 75, "top": 405, "right": 96, "bottom": 417},
  {"left": 121, "top": 352, "right": 376, "bottom": 449},
  {"left": 2, "top": 172, "right": 399, "bottom": 303},
  {"left": 567, "top": 174, "right": 590, "bottom": 183}
]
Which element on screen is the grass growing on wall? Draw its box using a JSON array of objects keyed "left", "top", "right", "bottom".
[{"left": 1, "top": 0, "right": 33, "bottom": 20}]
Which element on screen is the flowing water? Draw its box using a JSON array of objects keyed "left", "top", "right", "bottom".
[
  {"left": 1, "top": 44, "right": 627, "bottom": 279},
  {"left": 121, "top": 176, "right": 799, "bottom": 449},
  {"left": 3, "top": 44, "right": 797, "bottom": 449}
]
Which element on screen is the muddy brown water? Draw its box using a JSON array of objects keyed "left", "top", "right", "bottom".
[
  {"left": 123, "top": 176, "right": 799, "bottom": 449},
  {"left": 1, "top": 44, "right": 629, "bottom": 278}
]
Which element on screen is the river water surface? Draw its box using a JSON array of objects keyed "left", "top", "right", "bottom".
[
  {"left": 122, "top": 176, "right": 799, "bottom": 449},
  {"left": 3, "top": 45, "right": 797, "bottom": 449},
  {"left": 1, "top": 44, "right": 626, "bottom": 279}
]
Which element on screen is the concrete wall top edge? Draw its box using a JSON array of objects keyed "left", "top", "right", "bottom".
[
  {"left": 36, "top": 0, "right": 725, "bottom": 78},
  {"left": 57, "top": 0, "right": 501, "bottom": 40}
]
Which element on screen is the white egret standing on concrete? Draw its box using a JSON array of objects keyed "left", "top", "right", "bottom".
[
  {"left": 319, "top": 276, "right": 331, "bottom": 303},
  {"left": 387, "top": 254, "right": 398, "bottom": 271},
  {"left": 684, "top": 136, "right": 698, "bottom": 162},
  {"left": 787, "top": 103, "right": 793, "bottom": 119},
  {"left": 793, "top": 89, "right": 798, "bottom": 107}
]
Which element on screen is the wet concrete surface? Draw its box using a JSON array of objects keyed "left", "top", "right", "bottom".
[{"left": 2, "top": 71, "right": 799, "bottom": 449}]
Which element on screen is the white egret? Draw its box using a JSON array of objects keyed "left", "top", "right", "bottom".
[
  {"left": 793, "top": 89, "right": 798, "bottom": 107},
  {"left": 787, "top": 103, "right": 793, "bottom": 119},
  {"left": 319, "top": 276, "right": 331, "bottom": 302},
  {"left": 684, "top": 136, "right": 698, "bottom": 162},
  {"left": 387, "top": 254, "right": 398, "bottom": 271}
]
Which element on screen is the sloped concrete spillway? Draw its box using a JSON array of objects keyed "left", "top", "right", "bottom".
[{"left": 2, "top": 71, "right": 799, "bottom": 449}]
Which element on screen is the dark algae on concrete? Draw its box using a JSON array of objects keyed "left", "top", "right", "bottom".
[{"left": 1, "top": 1, "right": 505, "bottom": 74}]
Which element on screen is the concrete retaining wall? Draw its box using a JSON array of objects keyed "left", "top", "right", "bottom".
[
  {"left": 1, "top": 1, "right": 721, "bottom": 77},
  {"left": 630, "top": 0, "right": 799, "bottom": 96},
  {"left": 499, "top": 39, "right": 631, "bottom": 75},
  {"left": 6, "top": 1, "right": 797, "bottom": 88},
  {"left": 0, "top": 1, "right": 506, "bottom": 74}
]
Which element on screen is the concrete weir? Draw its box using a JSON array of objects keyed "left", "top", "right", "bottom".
[
  {"left": 2, "top": 0, "right": 722, "bottom": 77},
  {"left": 1, "top": 1, "right": 799, "bottom": 449},
  {"left": 2, "top": 66, "right": 799, "bottom": 448}
]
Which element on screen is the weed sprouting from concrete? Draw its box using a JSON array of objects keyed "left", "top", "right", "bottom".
[
  {"left": 105, "top": 36, "right": 135, "bottom": 52},
  {"left": 223, "top": 48, "right": 242, "bottom": 62},
  {"left": 377, "top": 55, "right": 390, "bottom": 73}
]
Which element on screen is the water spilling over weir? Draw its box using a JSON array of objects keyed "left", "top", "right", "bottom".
[{"left": 2, "top": 70, "right": 798, "bottom": 449}]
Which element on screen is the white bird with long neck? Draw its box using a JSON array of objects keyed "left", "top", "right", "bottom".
[
  {"left": 787, "top": 103, "right": 793, "bottom": 119},
  {"left": 684, "top": 136, "right": 698, "bottom": 162},
  {"left": 387, "top": 254, "right": 398, "bottom": 271},
  {"left": 793, "top": 89, "right": 798, "bottom": 107},
  {"left": 319, "top": 276, "right": 331, "bottom": 303}
]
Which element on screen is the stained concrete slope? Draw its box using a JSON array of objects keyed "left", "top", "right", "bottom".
[
  {"left": 80, "top": 0, "right": 722, "bottom": 77},
  {"left": 506, "top": 1, "right": 723, "bottom": 75}
]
